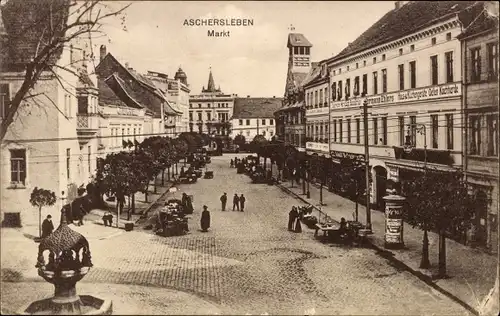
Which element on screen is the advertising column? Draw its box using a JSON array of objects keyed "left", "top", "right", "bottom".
[{"left": 383, "top": 194, "right": 406, "bottom": 249}]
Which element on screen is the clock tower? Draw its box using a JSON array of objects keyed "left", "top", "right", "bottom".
[{"left": 287, "top": 31, "right": 313, "bottom": 74}]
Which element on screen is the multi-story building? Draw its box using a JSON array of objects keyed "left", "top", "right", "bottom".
[
  {"left": 230, "top": 97, "right": 282, "bottom": 141},
  {"left": 189, "top": 69, "right": 235, "bottom": 136},
  {"left": 275, "top": 32, "right": 313, "bottom": 152},
  {"left": 96, "top": 46, "right": 179, "bottom": 140},
  {"left": 144, "top": 68, "right": 190, "bottom": 137},
  {"left": 0, "top": 0, "right": 97, "bottom": 226},
  {"left": 325, "top": 1, "right": 479, "bottom": 211},
  {"left": 304, "top": 61, "right": 330, "bottom": 158},
  {"left": 458, "top": 1, "right": 499, "bottom": 251}
]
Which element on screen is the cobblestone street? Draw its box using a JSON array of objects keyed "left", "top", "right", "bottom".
[{"left": 1, "top": 155, "right": 471, "bottom": 315}]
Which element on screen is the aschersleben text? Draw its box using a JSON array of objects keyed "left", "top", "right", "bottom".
[{"left": 183, "top": 18, "right": 254, "bottom": 26}]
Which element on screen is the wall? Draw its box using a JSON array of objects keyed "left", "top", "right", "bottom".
[
  {"left": 230, "top": 117, "right": 276, "bottom": 141},
  {"left": 189, "top": 94, "right": 235, "bottom": 133}
]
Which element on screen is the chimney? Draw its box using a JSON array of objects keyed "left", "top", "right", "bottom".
[
  {"left": 247, "top": 95, "right": 250, "bottom": 98},
  {"left": 99, "top": 45, "right": 107, "bottom": 62},
  {"left": 273, "top": 96, "right": 276, "bottom": 98}
]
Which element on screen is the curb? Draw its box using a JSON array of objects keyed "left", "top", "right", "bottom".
[
  {"left": 135, "top": 181, "right": 176, "bottom": 225},
  {"left": 276, "top": 183, "right": 479, "bottom": 316}
]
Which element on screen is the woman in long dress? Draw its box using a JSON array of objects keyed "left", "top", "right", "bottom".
[
  {"left": 288, "top": 207, "right": 298, "bottom": 231},
  {"left": 294, "top": 212, "right": 302, "bottom": 233},
  {"left": 200, "top": 205, "right": 210, "bottom": 232}
]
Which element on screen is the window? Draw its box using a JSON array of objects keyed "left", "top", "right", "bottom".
[
  {"left": 347, "top": 119, "right": 351, "bottom": 143},
  {"left": 331, "top": 82, "right": 337, "bottom": 101},
  {"left": 337, "top": 81, "right": 343, "bottom": 99},
  {"left": 345, "top": 79, "right": 350, "bottom": 99},
  {"left": 207, "top": 113, "right": 211, "bottom": 121},
  {"left": 487, "top": 115, "right": 498, "bottom": 156},
  {"left": 399, "top": 116, "right": 405, "bottom": 146},
  {"left": 399, "top": 48, "right": 403, "bottom": 56},
  {"left": 410, "top": 116, "right": 417, "bottom": 146},
  {"left": 373, "top": 57, "right": 376, "bottom": 64},
  {"left": 262, "top": 119, "right": 266, "bottom": 125},
  {"left": 246, "top": 130, "right": 250, "bottom": 137},
  {"left": 324, "top": 87, "right": 328, "bottom": 105},
  {"left": 198, "top": 104, "right": 201, "bottom": 108},
  {"left": 409, "top": 61, "right": 416, "bottom": 88},
  {"left": 88, "top": 146, "right": 91, "bottom": 173},
  {"left": 133, "top": 128, "right": 136, "bottom": 141},
  {"left": 488, "top": 43, "right": 498, "bottom": 80},
  {"left": 270, "top": 119, "right": 274, "bottom": 125},
  {"left": 410, "top": 44, "right": 415, "bottom": 52},
  {"left": 122, "top": 128, "right": 125, "bottom": 142},
  {"left": 430, "top": 55, "right": 438, "bottom": 85},
  {"left": 246, "top": 119, "right": 250, "bottom": 126},
  {"left": 446, "top": 32, "right": 452, "bottom": 41},
  {"left": 239, "top": 119, "right": 243, "bottom": 125},
  {"left": 306, "top": 47, "right": 310, "bottom": 54},
  {"left": 333, "top": 120, "right": 337, "bottom": 142},
  {"left": 445, "top": 51, "right": 454, "bottom": 83},
  {"left": 381, "top": 117, "right": 387, "bottom": 145},
  {"left": 356, "top": 62, "right": 359, "bottom": 69},
  {"left": 431, "top": 37, "right": 436, "bottom": 45},
  {"left": 354, "top": 76, "right": 360, "bottom": 96},
  {"left": 197, "top": 112, "right": 202, "bottom": 121},
  {"left": 66, "top": 148, "right": 71, "bottom": 180},
  {"left": 363, "top": 60, "right": 366, "bottom": 67},
  {"left": 381, "top": 69, "right": 387, "bottom": 93},
  {"left": 189, "top": 112, "right": 193, "bottom": 121},
  {"left": 270, "top": 131, "right": 274, "bottom": 136},
  {"left": 431, "top": 115, "right": 439, "bottom": 149},
  {"left": 362, "top": 74, "right": 367, "bottom": 95},
  {"left": 382, "top": 54, "right": 386, "bottom": 61},
  {"left": 356, "top": 118, "right": 361, "bottom": 143},
  {"left": 469, "top": 116, "right": 481, "bottom": 155},
  {"left": 471, "top": 48, "right": 481, "bottom": 82},
  {"left": 0, "top": 83, "right": 10, "bottom": 118},
  {"left": 339, "top": 119, "right": 343, "bottom": 143},
  {"left": 373, "top": 118, "right": 378, "bottom": 145},
  {"left": 372, "top": 72, "right": 378, "bottom": 94},
  {"left": 319, "top": 89, "right": 323, "bottom": 105},
  {"left": 347, "top": 65, "right": 350, "bottom": 71},
  {"left": 398, "top": 64, "right": 405, "bottom": 90},
  {"left": 10, "top": 149, "right": 26, "bottom": 184},
  {"left": 314, "top": 91, "right": 318, "bottom": 107}
]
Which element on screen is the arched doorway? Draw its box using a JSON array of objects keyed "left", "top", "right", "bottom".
[{"left": 373, "top": 166, "right": 388, "bottom": 211}]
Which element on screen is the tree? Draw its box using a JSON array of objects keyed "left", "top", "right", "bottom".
[
  {"left": 251, "top": 135, "right": 268, "bottom": 164},
  {"left": 29, "top": 187, "right": 57, "bottom": 238},
  {"left": 0, "top": 0, "right": 130, "bottom": 141},
  {"left": 233, "top": 134, "right": 246, "bottom": 150},
  {"left": 404, "top": 169, "right": 478, "bottom": 277}
]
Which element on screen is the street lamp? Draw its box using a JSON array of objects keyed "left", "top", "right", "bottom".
[
  {"left": 362, "top": 98, "right": 372, "bottom": 233},
  {"left": 403, "top": 122, "right": 429, "bottom": 268},
  {"left": 305, "top": 160, "right": 310, "bottom": 199}
]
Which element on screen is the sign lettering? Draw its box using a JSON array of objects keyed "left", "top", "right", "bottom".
[
  {"left": 330, "top": 150, "right": 364, "bottom": 161},
  {"left": 117, "top": 108, "right": 138, "bottom": 116}
]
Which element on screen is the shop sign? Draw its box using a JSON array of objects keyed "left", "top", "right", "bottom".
[
  {"left": 306, "top": 107, "right": 329, "bottom": 116},
  {"left": 330, "top": 150, "right": 364, "bottom": 162},
  {"left": 331, "top": 82, "right": 461, "bottom": 109},
  {"left": 387, "top": 166, "right": 399, "bottom": 181},
  {"left": 117, "top": 108, "right": 138, "bottom": 116},
  {"left": 306, "top": 142, "right": 329, "bottom": 152}
]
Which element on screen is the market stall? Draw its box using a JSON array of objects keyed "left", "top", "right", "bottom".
[{"left": 155, "top": 200, "right": 190, "bottom": 237}]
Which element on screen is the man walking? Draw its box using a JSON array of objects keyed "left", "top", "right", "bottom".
[
  {"left": 220, "top": 192, "right": 227, "bottom": 211},
  {"left": 41, "top": 215, "right": 54, "bottom": 238},
  {"left": 232, "top": 193, "right": 240, "bottom": 211},
  {"left": 239, "top": 194, "right": 246, "bottom": 212}
]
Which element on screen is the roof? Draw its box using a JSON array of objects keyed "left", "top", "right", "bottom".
[
  {"left": 458, "top": 3, "right": 499, "bottom": 40},
  {"left": 77, "top": 69, "right": 95, "bottom": 88},
  {"left": 95, "top": 53, "right": 178, "bottom": 116},
  {"left": 1, "top": 0, "right": 70, "bottom": 72},
  {"left": 302, "top": 63, "right": 323, "bottom": 87},
  {"left": 98, "top": 78, "right": 128, "bottom": 108},
  {"left": 232, "top": 97, "right": 283, "bottom": 119},
  {"left": 331, "top": 1, "right": 477, "bottom": 62},
  {"left": 287, "top": 33, "right": 313, "bottom": 48}
]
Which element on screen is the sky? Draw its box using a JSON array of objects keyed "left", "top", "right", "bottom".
[{"left": 95, "top": 1, "right": 395, "bottom": 98}]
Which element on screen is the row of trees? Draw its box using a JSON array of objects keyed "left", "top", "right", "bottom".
[{"left": 249, "top": 137, "right": 480, "bottom": 279}]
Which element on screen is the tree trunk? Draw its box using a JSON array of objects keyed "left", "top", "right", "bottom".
[
  {"left": 132, "top": 194, "right": 136, "bottom": 214},
  {"left": 320, "top": 182, "right": 323, "bottom": 205},
  {"left": 420, "top": 226, "right": 430, "bottom": 269},
  {"left": 144, "top": 185, "right": 149, "bottom": 203},
  {"left": 154, "top": 175, "right": 158, "bottom": 194},
  {"left": 438, "top": 230, "right": 447, "bottom": 278},
  {"left": 38, "top": 206, "right": 42, "bottom": 238},
  {"left": 302, "top": 170, "right": 306, "bottom": 195},
  {"left": 162, "top": 170, "right": 165, "bottom": 186},
  {"left": 168, "top": 166, "right": 171, "bottom": 181},
  {"left": 127, "top": 196, "right": 131, "bottom": 221}
]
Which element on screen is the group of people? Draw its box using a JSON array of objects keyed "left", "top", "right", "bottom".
[
  {"left": 219, "top": 192, "right": 246, "bottom": 212},
  {"left": 287, "top": 207, "right": 303, "bottom": 233}
]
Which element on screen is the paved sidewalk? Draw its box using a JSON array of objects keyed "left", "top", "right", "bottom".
[{"left": 274, "top": 174, "right": 497, "bottom": 315}]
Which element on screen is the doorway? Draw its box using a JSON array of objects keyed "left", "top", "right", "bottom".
[
  {"left": 373, "top": 166, "right": 387, "bottom": 211},
  {"left": 474, "top": 190, "right": 489, "bottom": 247}
]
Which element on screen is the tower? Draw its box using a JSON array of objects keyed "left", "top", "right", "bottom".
[
  {"left": 287, "top": 32, "right": 313, "bottom": 74},
  {"left": 174, "top": 67, "right": 188, "bottom": 85},
  {"left": 202, "top": 68, "right": 220, "bottom": 93}
]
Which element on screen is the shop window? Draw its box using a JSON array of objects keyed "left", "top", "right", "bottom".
[{"left": 10, "top": 149, "right": 26, "bottom": 185}]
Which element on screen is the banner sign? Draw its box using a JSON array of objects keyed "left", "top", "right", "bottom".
[
  {"left": 330, "top": 150, "right": 364, "bottom": 162},
  {"left": 331, "top": 82, "right": 461, "bottom": 109}
]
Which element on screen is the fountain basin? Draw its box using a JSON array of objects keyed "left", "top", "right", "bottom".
[{"left": 19, "top": 295, "right": 112, "bottom": 315}]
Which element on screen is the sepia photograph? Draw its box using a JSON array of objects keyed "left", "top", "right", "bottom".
[{"left": 0, "top": 0, "right": 498, "bottom": 315}]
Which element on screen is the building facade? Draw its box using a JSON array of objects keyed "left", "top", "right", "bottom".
[
  {"left": 189, "top": 69, "right": 235, "bottom": 136},
  {"left": 275, "top": 32, "right": 312, "bottom": 152},
  {"left": 325, "top": 1, "right": 478, "bottom": 211},
  {"left": 304, "top": 62, "right": 330, "bottom": 157},
  {"left": 0, "top": 0, "right": 97, "bottom": 226},
  {"left": 230, "top": 97, "right": 282, "bottom": 141},
  {"left": 459, "top": 2, "right": 499, "bottom": 251}
]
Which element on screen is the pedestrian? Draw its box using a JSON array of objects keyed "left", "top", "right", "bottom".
[
  {"left": 41, "top": 215, "right": 54, "bottom": 238},
  {"left": 200, "top": 205, "right": 210, "bottom": 232},
  {"left": 180, "top": 166, "right": 185, "bottom": 177},
  {"left": 288, "top": 207, "right": 298, "bottom": 231},
  {"left": 294, "top": 212, "right": 302, "bottom": 233},
  {"left": 220, "top": 192, "right": 227, "bottom": 211},
  {"left": 239, "top": 194, "right": 246, "bottom": 212},
  {"left": 232, "top": 194, "right": 240, "bottom": 211},
  {"left": 230, "top": 159, "right": 234, "bottom": 168},
  {"left": 102, "top": 211, "right": 113, "bottom": 227}
]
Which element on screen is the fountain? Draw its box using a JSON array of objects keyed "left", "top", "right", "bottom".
[{"left": 19, "top": 211, "right": 112, "bottom": 315}]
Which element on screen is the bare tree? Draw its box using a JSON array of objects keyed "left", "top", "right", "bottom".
[{"left": 0, "top": 0, "right": 131, "bottom": 141}]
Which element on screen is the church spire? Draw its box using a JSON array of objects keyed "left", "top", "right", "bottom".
[{"left": 207, "top": 67, "right": 216, "bottom": 92}]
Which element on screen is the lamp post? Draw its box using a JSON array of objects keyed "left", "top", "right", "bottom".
[
  {"left": 362, "top": 98, "right": 372, "bottom": 233},
  {"left": 305, "top": 160, "right": 310, "bottom": 198},
  {"left": 403, "top": 122, "right": 429, "bottom": 268}
]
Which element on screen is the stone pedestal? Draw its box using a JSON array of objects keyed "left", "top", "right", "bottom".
[{"left": 383, "top": 194, "right": 406, "bottom": 249}]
